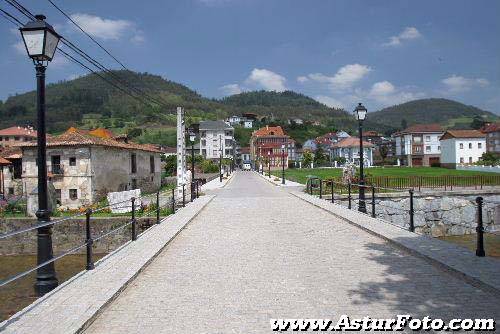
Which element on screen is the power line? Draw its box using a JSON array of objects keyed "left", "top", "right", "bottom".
[
  {"left": 46, "top": 0, "right": 127, "bottom": 70},
  {"left": 3, "top": 0, "right": 172, "bottom": 109}
]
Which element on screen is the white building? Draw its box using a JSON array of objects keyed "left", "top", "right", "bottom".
[
  {"left": 199, "top": 121, "right": 235, "bottom": 159},
  {"left": 331, "top": 137, "right": 374, "bottom": 167},
  {"left": 440, "top": 130, "right": 486, "bottom": 169},
  {"left": 227, "top": 116, "right": 241, "bottom": 125},
  {"left": 394, "top": 124, "right": 444, "bottom": 166},
  {"left": 243, "top": 119, "right": 254, "bottom": 128}
]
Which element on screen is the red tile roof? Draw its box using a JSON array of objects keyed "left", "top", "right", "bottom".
[
  {"left": 481, "top": 123, "right": 500, "bottom": 133},
  {"left": 240, "top": 147, "right": 251, "bottom": 154},
  {"left": 253, "top": 126, "right": 287, "bottom": 137},
  {"left": 440, "top": 130, "right": 486, "bottom": 140},
  {"left": 401, "top": 124, "right": 443, "bottom": 134},
  {"left": 0, "top": 126, "right": 37, "bottom": 137},
  {"left": 21, "top": 128, "right": 162, "bottom": 153},
  {"left": 364, "top": 131, "right": 382, "bottom": 137},
  {"left": 332, "top": 137, "right": 374, "bottom": 148},
  {"left": 0, "top": 156, "right": 11, "bottom": 165}
]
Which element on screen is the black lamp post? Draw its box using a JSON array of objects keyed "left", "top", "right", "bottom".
[
  {"left": 188, "top": 129, "right": 196, "bottom": 199},
  {"left": 219, "top": 135, "right": 223, "bottom": 182},
  {"left": 354, "top": 103, "right": 368, "bottom": 214},
  {"left": 20, "top": 14, "right": 61, "bottom": 295},
  {"left": 268, "top": 151, "right": 271, "bottom": 178},
  {"left": 281, "top": 144, "right": 286, "bottom": 185}
]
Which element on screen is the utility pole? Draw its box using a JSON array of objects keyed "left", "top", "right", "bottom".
[{"left": 219, "top": 135, "right": 223, "bottom": 182}]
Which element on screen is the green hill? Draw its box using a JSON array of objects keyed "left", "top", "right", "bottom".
[{"left": 369, "top": 98, "right": 498, "bottom": 130}]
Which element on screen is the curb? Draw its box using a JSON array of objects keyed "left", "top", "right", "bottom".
[{"left": 290, "top": 191, "right": 500, "bottom": 298}]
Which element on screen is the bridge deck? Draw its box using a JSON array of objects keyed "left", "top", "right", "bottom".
[{"left": 85, "top": 172, "right": 499, "bottom": 333}]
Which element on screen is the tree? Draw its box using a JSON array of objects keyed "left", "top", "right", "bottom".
[
  {"left": 478, "top": 152, "right": 499, "bottom": 166},
  {"left": 314, "top": 146, "right": 328, "bottom": 166},
  {"left": 401, "top": 119, "right": 408, "bottom": 130},
  {"left": 163, "top": 155, "right": 177, "bottom": 176},
  {"left": 302, "top": 151, "right": 313, "bottom": 168},
  {"left": 470, "top": 116, "right": 484, "bottom": 130},
  {"left": 379, "top": 145, "right": 389, "bottom": 163}
]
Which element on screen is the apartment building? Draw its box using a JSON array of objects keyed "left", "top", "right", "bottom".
[
  {"left": 250, "top": 126, "right": 291, "bottom": 170},
  {"left": 394, "top": 124, "right": 444, "bottom": 166},
  {"left": 198, "top": 121, "right": 235, "bottom": 159}
]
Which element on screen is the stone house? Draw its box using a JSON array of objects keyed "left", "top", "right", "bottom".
[
  {"left": 0, "top": 126, "right": 37, "bottom": 147},
  {"left": 20, "top": 128, "right": 162, "bottom": 209},
  {"left": 0, "top": 147, "right": 23, "bottom": 197},
  {"left": 481, "top": 123, "right": 500, "bottom": 154},
  {"left": 440, "top": 130, "right": 486, "bottom": 168}
]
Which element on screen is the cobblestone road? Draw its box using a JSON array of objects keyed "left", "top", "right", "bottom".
[{"left": 86, "top": 172, "right": 500, "bottom": 333}]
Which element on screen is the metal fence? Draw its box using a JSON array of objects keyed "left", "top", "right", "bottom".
[
  {"left": 325, "top": 175, "right": 500, "bottom": 191},
  {"left": 306, "top": 177, "right": 493, "bottom": 257},
  {"left": 0, "top": 180, "right": 203, "bottom": 289}
]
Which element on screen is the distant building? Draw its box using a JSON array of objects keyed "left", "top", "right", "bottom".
[
  {"left": 394, "top": 124, "right": 444, "bottom": 167},
  {"left": 331, "top": 137, "right": 374, "bottom": 167},
  {"left": 21, "top": 128, "right": 162, "bottom": 209},
  {"left": 287, "top": 118, "right": 304, "bottom": 125},
  {"left": 482, "top": 123, "right": 500, "bottom": 154},
  {"left": 303, "top": 139, "right": 317, "bottom": 152},
  {"left": 0, "top": 126, "right": 37, "bottom": 147},
  {"left": 226, "top": 115, "right": 254, "bottom": 129},
  {"left": 363, "top": 131, "right": 384, "bottom": 146},
  {"left": 440, "top": 130, "right": 486, "bottom": 169},
  {"left": 199, "top": 121, "right": 235, "bottom": 160},
  {"left": 250, "top": 126, "right": 291, "bottom": 170},
  {"left": 159, "top": 146, "right": 177, "bottom": 158},
  {"left": 240, "top": 147, "right": 251, "bottom": 167},
  {"left": 0, "top": 147, "right": 22, "bottom": 197}
]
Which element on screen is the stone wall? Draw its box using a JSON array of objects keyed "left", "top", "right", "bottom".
[
  {"left": 362, "top": 192, "right": 500, "bottom": 237},
  {"left": 0, "top": 216, "right": 158, "bottom": 255}
]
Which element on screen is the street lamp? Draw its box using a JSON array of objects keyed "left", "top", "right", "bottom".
[
  {"left": 219, "top": 135, "right": 223, "bottom": 182},
  {"left": 268, "top": 150, "right": 271, "bottom": 178},
  {"left": 20, "top": 14, "right": 61, "bottom": 295},
  {"left": 281, "top": 144, "right": 286, "bottom": 185},
  {"left": 188, "top": 128, "right": 196, "bottom": 200},
  {"left": 354, "top": 102, "right": 367, "bottom": 214}
]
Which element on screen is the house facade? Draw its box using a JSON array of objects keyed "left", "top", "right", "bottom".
[
  {"left": 331, "top": 137, "right": 374, "bottom": 167},
  {"left": 250, "top": 126, "right": 291, "bottom": 170},
  {"left": 21, "top": 128, "right": 162, "bottom": 209},
  {"left": 440, "top": 130, "right": 486, "bottom": 169},
  {"left": 0, "top": 126, "right": 37, "bottom": 147},
  {"left": 482, "top": 123, "right": 500, "bottom": 154},
  {"left": 394, "top": 124, "right": 444, "bottom": 167},
  {"left": 0, "top": 147, "right": 23, "bottom": 197},
  {"left": 199, "top": 121, "right": 235, "bottom": 160}
]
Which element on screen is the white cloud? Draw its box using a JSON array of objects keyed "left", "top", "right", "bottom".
[
  {"left": 130, "top": 30, "right": 145, "bottom": 44},
  {"left": 245, "top": 68, "right": 286, "bottom": 92},
  {"left": 315, "top": 95, "right": 344, "bottom": 109},
  {"left": 305, "top": 64, "right": 371, "bottom": 90},
  {"left": 296, "top": 76, "right": 309, "bottom": 83},
  {"left": 12, "top": 41, "right": 26, "bottom": 55},
  {"left": 220, "top": 83, "right": 242, "bottom": 95},
  {"left": 67, "top": 74, "right": 82, "bottom": 81},
  {"left": 383, "top": 27, "right": 422, "bottom": 47},
  {"left": 70, "top": 14, "right": 133, "bottom": 40},
  {"left": 368, "top": 81, "right": 424, "bottom": 105},
  {"left": 442, "top": 75, "right": 489, "bottom": 93}
]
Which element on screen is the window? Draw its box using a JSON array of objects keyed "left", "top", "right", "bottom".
[
  {"left": 469, "top": 157, "right": 473, "bottom": 163},
  {"left": 14, "top": 137, "right": 19, "bottom": 141},
  {"left": 131, "top": 179, "right": 137, "bottom": 190},
  {"left": 459, "top": 143, "right": 464, "bottom": 149},
  {"left": 150, "top": 155, "right": 155, "bottom": 174},
  {"left": 468, "top": 143, "right": 472, "bottom": 149},
  {"left": 460, "top": 157, "right": 464, "bottom": 164},
  {"left": 69, "top": 189, "right": 78, "bottom": 200},
  {"left": 438, "top": 146, "right": 441, "bottom": 151},
  {"left": 55, "top": 189, "right": 61, "bottom": 205},
  {"left": 200, "top": 131, "right": 206, "bottom": 138},
  {"left": 69, "top": 157, "right": 76, "bottom": 166},
  {"left": 413, "top": 136, "right": 422, "bottom": 143},
  {"left": 8, "top": 187, "right": 14, "bottom": 195},
  {"left": 425, "top": 146, "right": 431, "bottom": 152},
  {"left": 478, "top": 143, "right": 482, "bottom": 149},
  {"left": 5, "top": 137, "right": 9, "bottom": 141},
  {"left": 12, "top": 159, "right": 22, "bottom": 179},
  {"left": 51, "top": 155, "right": 62, "bottom": 174},
  {"left": 131, "top": 153, "right": 137, "bottom": 173},
  {"left": 0, "top": 137, "right": 3, "bottom": 141},
  {"left": 425, "top": 136, "right": 431, "bottom": 142},
  {"left": 201, "top": 139, "right": 206, "bottom": 146}
]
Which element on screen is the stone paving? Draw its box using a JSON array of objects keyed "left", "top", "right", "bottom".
[{"left": 85, "top": 172, "right": 500, "bottom": 333}]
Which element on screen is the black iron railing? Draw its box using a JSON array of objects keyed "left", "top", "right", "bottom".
[
  {"left": 0, "top": 180, "right": 204, "bottom": 288},
  {"left": 306, "top": 177, "right": 497, "bottom": 257}
]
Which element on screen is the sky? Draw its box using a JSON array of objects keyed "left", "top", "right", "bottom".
[{"left": 0, "top": 0, "right": 499, "bottom": 113}]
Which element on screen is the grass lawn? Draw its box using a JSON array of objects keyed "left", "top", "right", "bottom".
[{"left": 274, "top": 167, "right": 499, "bottom": 185}]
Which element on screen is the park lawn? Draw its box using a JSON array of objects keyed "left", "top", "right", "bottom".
[{"left": 274, "top": 167, "right": 499, "bottom": 185}]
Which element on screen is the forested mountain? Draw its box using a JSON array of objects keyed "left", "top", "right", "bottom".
[
  {"left": 369, "top": 98, "right": 497, "bottom": 130},
  {"left": 0, "top": 71, "right": 495, "bottom": 145}
]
